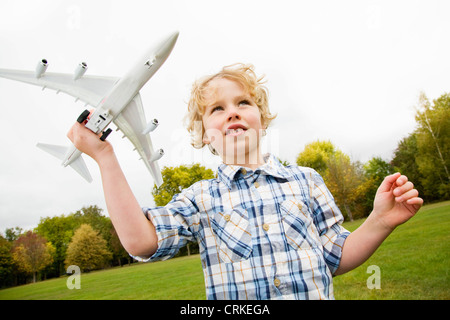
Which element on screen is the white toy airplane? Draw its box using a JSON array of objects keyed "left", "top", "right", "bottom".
[{"left": 0, "top": 31, "right": 179, "bottom": 187}]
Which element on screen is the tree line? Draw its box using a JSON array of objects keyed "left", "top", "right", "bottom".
[
  {"left": 0, "top": 92, "right": 447, "bottom": 289},
  {"left": 0, "top": 206, "right": 130, "bottom": 288}
]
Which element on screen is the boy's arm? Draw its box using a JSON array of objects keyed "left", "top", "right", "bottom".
[
  {"left": 334, "top": 173, "right": 423, "bottom": 275},
  {"left": 67, "top": 121, "right": 158, "bottom": 258}
]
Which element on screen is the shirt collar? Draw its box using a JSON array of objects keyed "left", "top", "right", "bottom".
[{"left": 217, "top": 153, "right": 292, "bottom": 189}]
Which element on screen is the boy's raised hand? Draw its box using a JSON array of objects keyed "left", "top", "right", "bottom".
[
  {"left": 67, "top": 109, "right": 114, "bottom": 163},
  {"left": 372, "top": 173, "right": 423, "bottom": 231}
]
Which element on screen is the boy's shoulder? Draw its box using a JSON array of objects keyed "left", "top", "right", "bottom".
[
  {"left": 283, "top": 164, "right": 321, "bottom": 180},
  {"left": 284, "top": 163, "right": 318, "bottom": 175},
  {"left": 179, "top": 175, "right": 218, "bottom": 194},
  {"left": 282, "top": 164, "right": 325, "bottom": 185}
]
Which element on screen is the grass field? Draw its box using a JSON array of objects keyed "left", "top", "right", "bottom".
[
  {"left": 333, "top": 200, "right": 449, "bottom": 300},
  {"left": 0, "top": 201, "right": 448, "bottom": 300}
]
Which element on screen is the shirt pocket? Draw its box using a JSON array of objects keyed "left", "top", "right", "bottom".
[
  {"left": 281, "top": 199, "right": 319, "bottom": 250},
  {"left": 211, "top": 208, "right": 252, "bottom": 263}
]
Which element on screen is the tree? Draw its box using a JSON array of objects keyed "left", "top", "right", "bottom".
[
  {"left": 35, "top": 214, "right": 79, "bottom": 276},
  {"left": 65, "top": 224, "right": 112, "bottom": 272},
  {"left": 324, "top": 152, "right": 362, "bottom": 221},
  {"left": 414, "top": 92, "right": 450, "bottom": 200},
  {"left": 4, "top": 227, "right": 23, "bottom": 242},
  {"left": 109, "top": 227, "right": 131, "bottom": 266},
  {"left": 11, "top": 231, "right": 55, "bottom": 283},
  {"left": 391, "top": 133, "right": 424, "bottom": 196},
  {"left": 0, "top": 235, "right": 14, "bottom": 288},
  {"left": 72, "top": 205, "right": 112, "bottom": 246},
  {"left": 296, "top": 140, "right": 335, "bottom": 175},
  {"left": 364, "top": 157, "right": 394, "bottom": 181},
  {"left": 357, "top": 157, "right": 394, "bottom": 216},
  {"left": 152, "top": 163, "right": 215, "bottom": 206},
  {"left": 391, "top": 92, "right": 450, "bottom": 201}
]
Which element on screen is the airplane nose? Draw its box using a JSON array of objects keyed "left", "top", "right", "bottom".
[
  {"left": 155, "top": 31, "right": 179, "bottom": 59},
  {"left": 167, "top": 31, "right": 179, "bottom": 46}
]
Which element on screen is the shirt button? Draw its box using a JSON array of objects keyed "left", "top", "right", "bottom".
[
  {"left": 262, "top": 223, "right": 270, "bottom": 231},
  {"left": 274, "top": 278, "right": 281, "bottom": 287},
  {"left": 254, "top": 181, "right": 260, "bottom": 188},
  {"left": 241, "top": 169, "right": 247, "bottom": 175},
  {"left": 224, "top": 214, "right": 231, "bottom": 222}
]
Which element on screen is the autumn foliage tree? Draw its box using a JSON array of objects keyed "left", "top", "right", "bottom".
[
  {"left": 11, "top": 231, "right": 55, "bottom": 283},
  {"left": 295, "top": 140, "right": 335, "bottom": 176},
  {"left": 65, "top": 224, "right": 112, "bottom": 272}
]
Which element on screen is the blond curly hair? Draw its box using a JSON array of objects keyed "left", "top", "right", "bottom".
[{"left": 185, "top": 63, "right": 276, "bottom": 153}]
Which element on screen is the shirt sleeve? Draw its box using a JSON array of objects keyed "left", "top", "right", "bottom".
[
  {"left": 130, "top": 186, "right": 200, "bottom": 262},
  {"left": 309, "top": 170, "right": 350, "bottom": 274}
]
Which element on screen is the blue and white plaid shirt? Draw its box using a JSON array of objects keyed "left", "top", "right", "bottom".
[{"left": 133, "top": 154, "right": 350, "bottom": 300}]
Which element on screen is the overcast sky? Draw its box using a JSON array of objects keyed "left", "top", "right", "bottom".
[{"left": 0, "top": 0, "right": 449, "bottom": 231}]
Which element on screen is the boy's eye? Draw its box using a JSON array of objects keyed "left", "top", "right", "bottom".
[
  {"left": 211, "top": 106, "right": 223, "bottom": 113},
  {"left": 239, "top": 100, "right": 250, "bottom": 106}
]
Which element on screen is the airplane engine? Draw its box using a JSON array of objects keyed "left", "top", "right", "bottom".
[
  {"left": 142, "top": 119, "right": 159, "bottom": 134},
  {"left": 73, "top": 62, "right": 88, "bottom": 80},
  {"left": 149, "top": 149, "right": 164, "bottom": 162},
  {"left": 35, "top": 59, "right": 48, "bottom": 78}
]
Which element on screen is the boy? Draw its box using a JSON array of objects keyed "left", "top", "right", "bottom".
[{"left": 67, "top": 63, "right": 423, "bottom": 299}]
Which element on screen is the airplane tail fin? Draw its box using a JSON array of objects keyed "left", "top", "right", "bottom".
[
  {"left": 36, "top": 143, "right": 67, "bottom": 161},
  {"left": 69, "top": 155, "right": 93, "bottom": 183},
  {"left": 36, "top": 143, "right": 93, "bottom": 183}
]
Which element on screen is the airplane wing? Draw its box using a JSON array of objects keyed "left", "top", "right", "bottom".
[
  {"left": 113, "top": 93, "right": 163, "bottom": 187},
  {"left": 0, "top": 68, "right": 163, "bottom": 187},
  {"left": 0, "top": 68, "right": 118, "bottom": 107}
]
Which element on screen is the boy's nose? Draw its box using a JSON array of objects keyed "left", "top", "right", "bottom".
[{"left": 227, "top": 107, "right": 241, "bottom": 121}]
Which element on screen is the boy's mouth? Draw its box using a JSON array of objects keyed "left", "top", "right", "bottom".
[{"left": 225, "top": 124, "right": 248, "bottom": 136}]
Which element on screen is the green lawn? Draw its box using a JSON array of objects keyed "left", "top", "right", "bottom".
[
  {"left": 0, "top": 254, "right": 206, "bottom": 300},
  {"left": 333, "top": 200, "right": 450, "bottom": 300},
  {"left": 0, "top": 201, "right": 448, "bottom": 300}
]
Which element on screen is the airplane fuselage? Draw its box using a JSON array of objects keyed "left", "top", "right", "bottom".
[{"left": 85, "top": 34, "right": 177, "bottom": 136}]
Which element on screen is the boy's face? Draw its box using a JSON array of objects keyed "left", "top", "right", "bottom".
[{"left": 202, "top": 78, "right": 264, "bottom": 164}]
